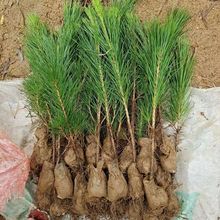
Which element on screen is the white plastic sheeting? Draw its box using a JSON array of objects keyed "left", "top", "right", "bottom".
[
  {"left": 0, "top": 79, "right": 36, "bottom": 156},
  {"left": 176, "top": 88, "right": 220, "bottom": 220},
  {"left": 0, "top": 80, "right": 219, "bottom": 220}
]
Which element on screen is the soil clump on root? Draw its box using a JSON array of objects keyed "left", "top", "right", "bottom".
[{"left": 31, "top": 127, "right": 179, "bottom": 219}]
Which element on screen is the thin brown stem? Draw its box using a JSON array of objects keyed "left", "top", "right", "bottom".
[
  {"left": 150, "top": 105, "right": 156, "bottom": 179},
  {"left": 124, "top": 105, "right": 136, "bottom": 162},
  {"left": 131, "top": 79, "right": 136, "bottom": 141},
  {"left": 56, "top": 135, "right": 61, "bottom": 165},
  {"left": 54, "top": 82, "right": 67, "bottom": 120},
  {"left": 116, "top": 120, "right": 122, "bottom": 140},
  {"left": 95, "top": 104, "right": 101, "bottom": 165},
  {"left": 150, "top": 57, "right": 161, "bottom": 179},
  {"left": 96, "top": 44, "right": 116, "bottom": 156},
  {"left": 52, "top": 134, "right": 56, "bottom": 164}
]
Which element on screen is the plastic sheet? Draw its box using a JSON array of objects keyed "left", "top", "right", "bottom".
[
  {"left": 0, "top": 135, "right": 30, "bottom": 211},
  {"left": 0, "top": 79, "right": 36, "bottom": 156},
  {"left": 175, "top": 88, "right": 220, "bottom": 220}
]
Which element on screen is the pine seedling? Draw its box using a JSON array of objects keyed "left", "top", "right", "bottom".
[
  {"left": 93, "top": 0, "right": 137, "bottom": 161},
  {"left": 135, "top": 9, "right": 190, "bottom": 177},
  {"left": 80, "top": 3, "right": 117, "bottom": 155},
  {"left": 24, "top": 3, "right": 88, "bottom": 137},
  {"left": 165, "top": 38, "right": 194, "bottom": 125},
  {"left": 80, "top": 0, "right": 136, "bottom": 159}
]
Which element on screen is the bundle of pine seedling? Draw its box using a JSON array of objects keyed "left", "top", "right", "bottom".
[{"left": 24, "top": 0, "right": 194, "bottom": 219}]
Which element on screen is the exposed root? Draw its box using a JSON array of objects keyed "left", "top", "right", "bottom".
[
  {"left": 33, "top": 128, "right": 179, "bottom": 219},
  {"left": 50, "top": 198, "right": 71, "bottom": 217},
  {"left": 86, "top": 198, "right": 111, "bottom": 219},
  {"left": 110, "top": 199, "right": 129, "bottom": 219},
  {"left": 128, "top": 199, "right": 144, "bottom": 220}
]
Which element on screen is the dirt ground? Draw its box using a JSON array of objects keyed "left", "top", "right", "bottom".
[{"left": 0, "top": 0, "right": 220, "bottom": 87}]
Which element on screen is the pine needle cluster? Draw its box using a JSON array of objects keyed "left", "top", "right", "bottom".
[
  {"left": 24, "top": 3, "right": 89, "bottom": 136},
  {"left": 24, "top": 0, "right": 194, "bottom": 152}
]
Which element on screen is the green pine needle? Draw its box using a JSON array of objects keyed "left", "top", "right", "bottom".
[
  {"left": 135, "top": 9, "right": 190, "bottom": 136},
  {"left": 165, "top": 38, "right": 195, "bottom": 124},
  {"left": 24, "top": 3, "right": 89, "bottom": 136}
]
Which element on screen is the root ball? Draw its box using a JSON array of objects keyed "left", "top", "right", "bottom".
[
  {"left": 127, "top": 163, "right": 144, "bottom": 199},
  {"left": 54, "top": 162, "right": 73, "bottom": 199},
  {"left": 107, "top": 163, "right": 128, "bottom": 202},
  {"left": 143, "top": 178, "right": 168, "bottom": 213}
]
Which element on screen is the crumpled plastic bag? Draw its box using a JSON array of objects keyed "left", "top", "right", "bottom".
[
  {"left": 1, "top": 181, "right": 36, "bottom": 220},
  {"left": 0, "top": 133, "right": 30, "bottom": 211}
]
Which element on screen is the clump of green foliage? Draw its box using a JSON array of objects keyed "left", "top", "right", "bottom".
[
  {"left": 166, "top": 38, "right": 195, "bottom": 124},
  {"left": 24, "top": 3, "right": 89, "bottom": 137},
  {"left": 80, "top": 0, "right": 137, "bottom": 160},
  {"left": 134, "top": 9, "right": 194, "bottom": 176}
]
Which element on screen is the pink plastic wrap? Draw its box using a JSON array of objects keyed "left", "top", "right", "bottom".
[{"left": 0, "top": 133, "right": 30, "bottom": 211}]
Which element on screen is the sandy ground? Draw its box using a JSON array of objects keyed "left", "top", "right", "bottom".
[{"left": 0, "top": 0, "right": 220, "bottom": 87}]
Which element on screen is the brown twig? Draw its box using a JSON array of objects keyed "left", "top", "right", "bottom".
[
  {"left": 96, "top": 104, "right": 101, "bottom": 165},
  {"left": 131, "top": 79, "right": 136, "bottom": 139},
  {"left": 0, "top": 58, "right": 15, "bottom": 79},
  {"left": 56, "top": 135, "right": 61, "bottom": 165},
  {"left": 158, "top": 0, "right": 168, "bottom": 16},
  {"left": 52, "top": 134, "right": 56, "bottom": 164},
  {"left": 150, "top": 57, "right": 161, "bottom": 179},
  {"left": 200, "top": 2, "right": 217, "bottom": 29}
]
